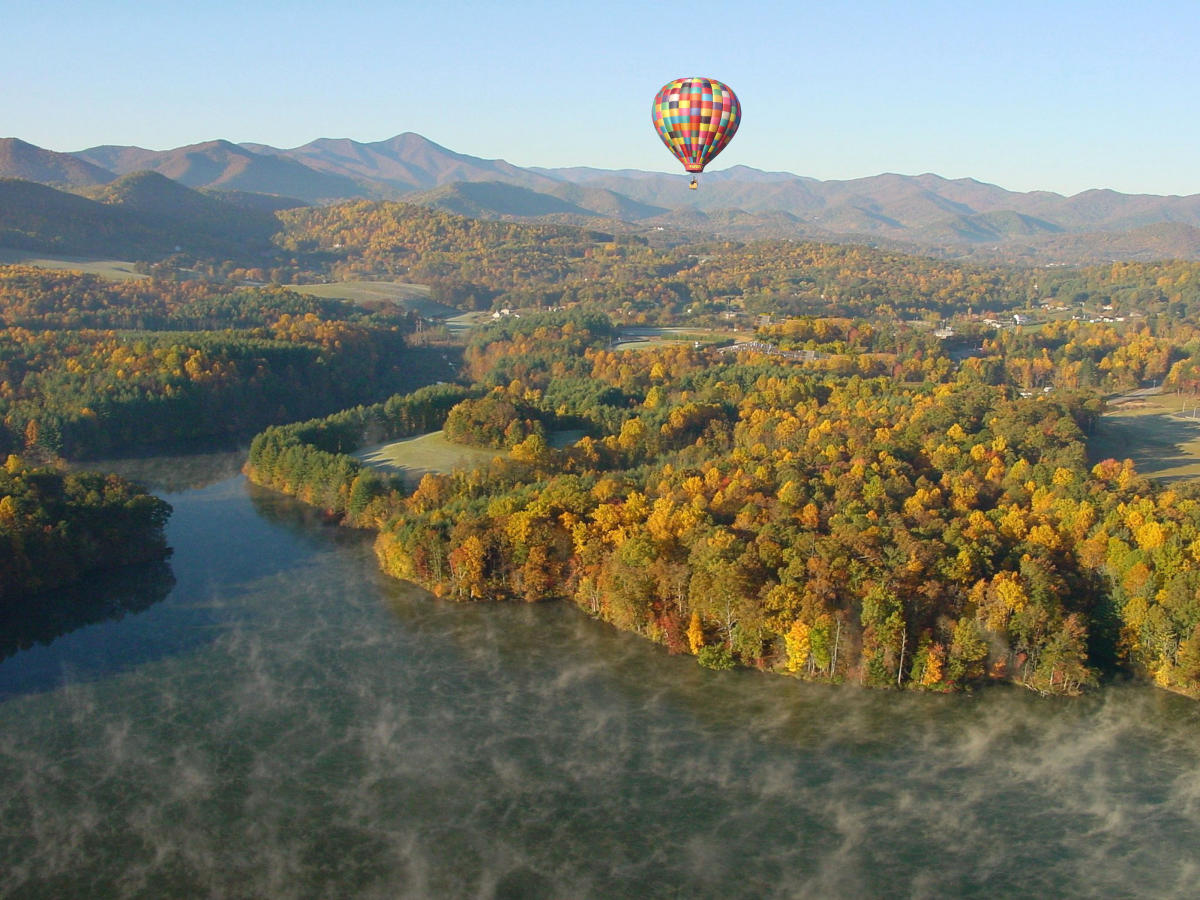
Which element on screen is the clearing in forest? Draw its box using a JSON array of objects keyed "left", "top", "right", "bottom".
[
  {"left": 287, "top": 280, "right": 458, "bottom": 318},
  {"left": 1089, "top": 389, "right": 1200, "bottom": 482},
  {"left": 357, "top": 431, "right": 505, "bottom": 488},
  {"left": 358, "top": 429, "right": 585, "bottom": 488},
  {"left": 611, "top": 326, "right": 744, "bottom": 350}
]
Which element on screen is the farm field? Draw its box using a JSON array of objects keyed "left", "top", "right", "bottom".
[
  {"left": 0, "top": 249, "right": 146, "bottom": 281},
  {"left": 1089, "top": 389, "right": 1200, "bottom": 482},
  {"left": 611, "top": 325, "right": 746, "bottom": 350},
  {"left": 287, "top": 280, "right": 458, "bottom": 318}
]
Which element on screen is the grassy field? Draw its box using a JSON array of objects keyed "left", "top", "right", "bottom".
[
  {"left": 287, "top": 281, "right": 462, "bottom": 318},
  {"left": 1090, "top": 390, "right": 1200, "bottom": 482},
  {"left": 357, "top": 428, "right": 585, "bottom": 488},
  {"left": 612, "top": 326, "right": 747, "bottom": 351},
  {"left": 356, "top": 431, "right": 507, "bottom": 487},
  {"left": 0, "top": 249, "right": 146, "bottom": 281}
]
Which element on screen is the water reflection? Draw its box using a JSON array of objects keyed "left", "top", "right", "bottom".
[
  {"left": 82, "top": 447, "right": 248, "bottom": 494},
  {"left": 0, "top": 561, "right": 176, "bottom": 666},
  {"left": 245, "top": 479, "right": 371, "bottom": 550},
  {"left": 0, "top": 457, "right": 366, "bottom": 702}
]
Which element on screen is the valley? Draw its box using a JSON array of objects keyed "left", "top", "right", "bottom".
[
  {"left": 7, "top": 186, "right": 1200, "bottom": 700},
  {"left": 8, "top": 6, "right": 1200, "bottom": 897}
]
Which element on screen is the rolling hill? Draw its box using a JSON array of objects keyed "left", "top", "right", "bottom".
[
  {"left": 89, "top": 171, "right": 283, "bottom": 251},
  {"left": 407, "top": 181, "right": 606, "bottom": 220},
  {"left": 241, "top": 133, "right": 564, "bottom": 194},
  {"left": 404, "top": 179, "right": 668, "bottom": 224},
  {"left": 0, "top": 174, "right": 284, "bottom": 258},
  {"left": 0, "top": 178, "right": 160, "bottom": 256}
]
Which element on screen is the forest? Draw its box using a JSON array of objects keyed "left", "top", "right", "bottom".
[
  {"left": 270, "top": 201, "right": 1200, "bottom": 324},
  {"left": 0, "top": 454, "right": 171, "bottom": 602},
  {"left": 244, "top": 309, "right": 1200, "bottom": 698},
  {"left": 0, "top": 267, "right": 424, "bottom": 458},
  {"left": 11, "top": 198, "right": 1200, "bottom": 695},
  {"left": 0, "top": 260, "right": 420, "bottom": 598}
]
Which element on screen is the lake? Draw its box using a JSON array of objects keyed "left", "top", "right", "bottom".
[{"left": 1, "top": 453, "right": 1198, "bottom": 898}]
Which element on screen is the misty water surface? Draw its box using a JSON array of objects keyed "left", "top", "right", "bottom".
[{"left": 1, "top": 455, "right": 1199, "bottom": 898}]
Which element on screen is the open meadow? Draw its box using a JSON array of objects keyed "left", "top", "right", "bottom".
[
  {"left": 1090, "top": 389, "right": 1200, "bottom": 482},
  {"left": 357, "top": 431, "right": 504, "bottom": 488},
  {"left": 612, "top": 325, "right": 746, "bottom": 350},
  {"left": 358, "top": 428, "right": 585, "bottom": 488},
  {"left": 0, "top": 249, "right": 146, "bottom": 281},
  {"left": 286, "top": 280, "right": 459, "bottom": 318}
]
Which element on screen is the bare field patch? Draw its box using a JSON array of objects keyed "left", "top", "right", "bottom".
[{"left": 1090, "top": 391, "right": 1200, "bottom": 482}]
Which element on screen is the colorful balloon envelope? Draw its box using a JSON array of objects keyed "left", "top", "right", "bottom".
[{"left": 651, "top": 76, "right": 741, "bottom": 174}]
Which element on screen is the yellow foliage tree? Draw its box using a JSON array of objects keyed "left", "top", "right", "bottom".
[
  {"left": 785, "top": 620, "right": 812, "bottom": 673},
  {"left": 687, "top": 611, "right": 705, "bottom": 654}
]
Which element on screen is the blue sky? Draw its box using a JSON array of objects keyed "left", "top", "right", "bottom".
[{"left": 5, "top": 0, "right": 1199, "bottom": 196}]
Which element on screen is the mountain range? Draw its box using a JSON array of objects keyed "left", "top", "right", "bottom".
[{"left": 4, "top": 133, "right": 1200, "bottom": 262}]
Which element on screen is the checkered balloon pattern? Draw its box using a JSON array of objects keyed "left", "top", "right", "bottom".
[{"left": 651, "top": 76, "right": 741, "bottom": 174}]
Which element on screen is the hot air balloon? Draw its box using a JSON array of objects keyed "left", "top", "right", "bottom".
[{"left": 651, "top": 76, "right": 741, "bottom": 189}]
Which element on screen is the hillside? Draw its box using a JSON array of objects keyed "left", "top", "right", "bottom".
[
  {"left": 997, "top": 222, "right": 1200, "bottom": 264},
  {"left": 89, "top": 171, "right": 282, "bottom": 252},
  {"left": 404, "top": 179, "right": 667, "bottom": 226},
  {"left": 242, "top": 133, "right": 565, "bottom": 194},
  {"left": 0, "top": 138, "right": 115, "bottom": 188},
  {"left": 0, "top": 178, "right": 160, "bottom": 256},
  {"left": 916, "top": 210, "right": 1065, "bottom": 244},
  {"left": 0, "top": 176, "right": 282, "bottom": 259}
]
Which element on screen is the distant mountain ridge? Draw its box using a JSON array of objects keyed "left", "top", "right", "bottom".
[
  {"left": 242, "top": 133, "right": 565, "bottom": 194},
  {"left": 0, "top": 138, "right": 115, "bottom": 188},
  {"left": 73, "top": 139, "right": 371, "bottom": 203},
  {"left": 5, "top": 133, "right": 1200, "bottom": 261}
]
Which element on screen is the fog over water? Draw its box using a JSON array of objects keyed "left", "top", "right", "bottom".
[{"left": 2, "top": 457, "right": 1199, "bottom": 898}]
